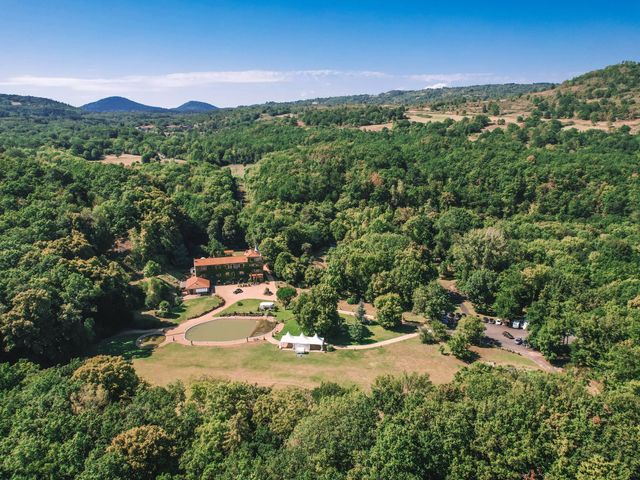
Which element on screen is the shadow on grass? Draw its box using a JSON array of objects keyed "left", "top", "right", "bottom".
[
  {"left": 132, "top": 312, "right": 177, "bottom": 329},
  {"left": 459, "top": 350, "right": 480, "bottom": 364},
  {"left": 92, "top": 334, "right": 154, "bottom": 360}
]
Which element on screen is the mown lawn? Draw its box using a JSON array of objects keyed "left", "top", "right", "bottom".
[
  {"left": 135, "top": 295, "right": 224, "bottom": 326},
  {"left": 214, "top": 299, "right": 265, "bottom": 316},
  {"left": 276, "top": 312, "right": 414, "bottom": 345},
  {"left": 131, "top": 337, "right": 540, "bottom": 389},
  {"left": 173, "top": 295, "right": 224, "bottom": 322}
]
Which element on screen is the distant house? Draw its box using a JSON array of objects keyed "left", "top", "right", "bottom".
[
  {"left": 182, "top": 276, "right": 211, "bottom": 295},
  {"left": 193, "top": 249, "right": 264, "bottom": 284}
]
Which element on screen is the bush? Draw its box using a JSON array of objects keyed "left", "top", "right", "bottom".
[
  {"left": 419, "top": 326, "right": 437, "bottom": 344},
  {"left": 142, "top": 260, "right": 162, "bottom": 278},
  {"left": 348, "top": 322, "right": 368, "bottom": 344},
  {"left": 157, "top": 300, "right": 171, "bottom": 317},
  {"left": 346, "top": 296, "right": 358, "bottom": 305}
]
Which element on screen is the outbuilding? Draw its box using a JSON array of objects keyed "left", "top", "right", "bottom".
[
  {"left": 259, "top": 301, "right": 276, "bottom": 310},
  {"left": 182, "top": 276, "right": 211, "bottom": 295}
]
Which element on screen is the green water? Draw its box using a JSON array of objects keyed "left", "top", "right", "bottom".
[{"left": 185, "top": 318, "right": 258, "bottom": 342}]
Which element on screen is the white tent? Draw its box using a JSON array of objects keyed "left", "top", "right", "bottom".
[
  {"left": 279, "top": 333, "right": 324, "bottom": 352},
  {"left": 259, "top": 301, "right": 276, "bottom": 310}
]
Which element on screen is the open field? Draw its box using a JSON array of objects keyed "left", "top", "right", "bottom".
[
  {"left": 406, "top": 109, "right": 640, "bottom": 134},
  {"left": 354, "top": 108, "right": 640, "bottom": 135},
  {"left": 99, "top": 154, "right": 186, "bottom": 167},
  {"left": 131, "top": 337, "right": 539, "bottom": 389}
]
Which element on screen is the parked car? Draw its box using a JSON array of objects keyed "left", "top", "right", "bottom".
[
  {"left": 233, "top": 288, "right": 243, "bottom": 294},
  {"left": 502, "top": 331, "right": 514, "bottom": 340},
  {"left": 495, "top": 319, "right": 503, "bottom": 325},
  {"left": 514, "top": 337, "right": 523, "bottom": 345},
  {"left": 488, "top": 318, "right": 495, "bottom": 324},
  {"left": 482, "top": 316, "right": 489, "bottom": 323}
]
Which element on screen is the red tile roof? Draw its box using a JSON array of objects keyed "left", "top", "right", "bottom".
[
  {"left": 184, "top": 276, "right": 210, "bottom": 289},
  {"left": 194, "top": 250, "right": 262, "bottom": 267},
  {"left": 194, "top": 256, "right": 249, "bottom": 267}
]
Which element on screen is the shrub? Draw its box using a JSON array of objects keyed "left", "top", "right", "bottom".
[
  {"left": 419, "top": 326, "right": 436, "bottom": 344},
  {"left": 142, "top": 260, "right": 161, "bottom": 278},
  {"left": 348, "top": 322, "right": 368, "bottom": 344}
]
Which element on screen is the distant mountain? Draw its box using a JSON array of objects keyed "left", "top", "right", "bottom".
[
  {"left": 0, "top": 93, "right": 80, "bottom": 118},
  {"left": 81, "top": 96, "right": 168, "bottom": 113},
  {"left": 172, "top": 100, "right": 218, "bottom": 113}
]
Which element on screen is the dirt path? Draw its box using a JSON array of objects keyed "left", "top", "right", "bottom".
[{"left": 437, "top": 279, "right": 560, "bottom": 373}]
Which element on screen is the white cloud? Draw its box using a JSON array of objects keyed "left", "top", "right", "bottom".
[
  {"left": 424, "top": 82, "right": 448, "bottom": 89},
  {"left": 0, "top": 69, "right": 511, "bottom": 107},
  {"left": 0, "top": 69, "right": 393, "bottom": 92},
  {"left": 1, "top": 69, "right": 495, "bottom": 91},
  {"left": 407, "top": 73, "right": 496, "bottom": 83}
]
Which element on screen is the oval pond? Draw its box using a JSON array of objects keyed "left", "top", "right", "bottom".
[{"left": 185, "top": 318, "right": 260, "bottom": 342}]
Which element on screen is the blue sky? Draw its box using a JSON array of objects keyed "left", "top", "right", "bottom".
[{"left": 1, "top": 0, "right": 639, "bottom": 107}]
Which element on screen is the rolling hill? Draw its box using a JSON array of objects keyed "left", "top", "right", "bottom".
[
  {"left": 0, "top": 93, "right": 80, "bottom": 118},
  {"left": 81, "top": 97, "right": 219, "bottom": 113},
  {"left": 173, "top": 100, "right": 218, "bottom": 113},
  {"left": 80, "top": 96, "right": 168, "bottom": 113},
  {"left": 529, "top": 61, "right": 640, "bottom": 120},
  {"left": 286, "top": 83, "right": 556, "bottom": 107}
]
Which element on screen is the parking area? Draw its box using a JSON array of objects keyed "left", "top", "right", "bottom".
[
  {"left": 439, "top": 279, "right": 560, "bottom": 372},
  {"left": 483, "top": 322, "right": 530, "bottom": 354}
]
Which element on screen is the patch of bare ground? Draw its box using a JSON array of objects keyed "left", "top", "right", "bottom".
[
  {"left": 224, "top": 163, "right": 251, "bottom": 178},
  {"left": 100, "top": 154, "right": 186, "bottom": 167},
  {"left": 359, "top": 122, "right": 393, "bottom": 132}
]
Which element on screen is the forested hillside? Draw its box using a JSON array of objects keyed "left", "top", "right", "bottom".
[
  {"left": 1, "top": 360, "right": 638, "bottom": 479},
  {"left": 0, "top": 62, "right": 639, "bottom": 479},
  {"left": 0, "top": 93, "right": 80, "bottom": 118},
  {"left": 291, "top": 82, "right": 555, "bottom": 107},
  {"left": 529, "top": 62, "right": 640, "bottom": 120}
]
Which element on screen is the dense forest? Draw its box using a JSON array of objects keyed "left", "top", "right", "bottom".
[
  {"left": 1, "top": 358, "right": 638, "bottom": 479},
  {"left": 0, "top": 62, "right": 639, "bottom": 478}
]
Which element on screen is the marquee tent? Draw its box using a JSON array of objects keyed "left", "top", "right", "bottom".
[{"left": 279, "top": 333, "right": 325, "bottom": 352}]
